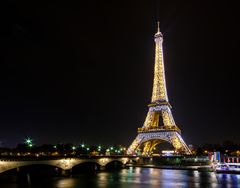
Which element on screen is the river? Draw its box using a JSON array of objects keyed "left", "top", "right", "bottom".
[{"left": 0, "top": 167, "right": 239, "bottom": 188}]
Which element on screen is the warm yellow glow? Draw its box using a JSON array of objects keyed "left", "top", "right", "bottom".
[
  {"left": 171, "top": 137, "right": 182, "bottom": 150},
  {"left": 127, "top": 137, "right": 141, "bottom": 154},
  {"left": 162, "top": 110, "right": 172, "bottom": 125},
  {"left": 121, "top": 158, "right": 128, "bottom": 164},
  {"left": 127, "top": 24, "right": 191, "bottom": 156},
  {"left": 143, "top": 111, "right": 153, "bottom": 128},
  {"left": 151, "top": 34, "right": 168, "bottom": 102},
  {"left": 142, "top": 141, "right": 152, "bottom": 156},
  {"left": 100, "top": 158, "right": 109, "bottom": 166}
]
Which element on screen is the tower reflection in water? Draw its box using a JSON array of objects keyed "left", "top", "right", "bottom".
[
  {"left": 52, "top": 168, "right": 227, "bottom": 188},
  {"left": 4, "top": 168, "right": 238, "bottom": 188}
]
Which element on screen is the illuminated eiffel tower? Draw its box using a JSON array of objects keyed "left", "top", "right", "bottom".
[{"left": 127, "top": 23, "right": 191, "bottom": 156}]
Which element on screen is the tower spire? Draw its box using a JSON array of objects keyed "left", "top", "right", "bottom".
[
  {"left": 157, "top": 21, "right": 160, "bottom": 33},
  {"left": 152, "top": 21, "right": 168, "bottom": 102}
]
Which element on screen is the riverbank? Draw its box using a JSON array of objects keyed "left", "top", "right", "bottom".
[{"left": 127, "top": 164, "right": 214, "bottom": 172}]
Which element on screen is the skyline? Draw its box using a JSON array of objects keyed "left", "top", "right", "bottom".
[{"left": 0, "top": 1, "right": 239, "bottom": 147}]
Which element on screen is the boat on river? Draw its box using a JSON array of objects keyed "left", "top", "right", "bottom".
[{"left": 214, "top": 163, "right": 240, "bottom": 174}]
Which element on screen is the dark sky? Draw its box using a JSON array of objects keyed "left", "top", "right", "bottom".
[{"left": 0, "top": 0, "right": 239, "bottom": 147}]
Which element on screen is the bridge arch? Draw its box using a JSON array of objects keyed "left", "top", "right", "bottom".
[
  {"left": 72, "top": 162, "right": 101, "bottom": 173},
  {"left": 13, "top": 164, "right": 61, "bottom": 175},
  {"left": 0, "top": 157, "right": 131, "bottom": 174},
  {"left": 0, "top": 161, "right": 64, "bottom": 174},
  {"left": 105, "top": 160, "right": 124, "bottom": 170}
]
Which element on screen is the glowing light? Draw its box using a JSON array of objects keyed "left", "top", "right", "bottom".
[
  {"left": 81, "top": 144, "right": 85, "bottom": 148},
  {"left": 56, "top": 179, "right": 75, "bottom": 188},
  {"left": 162, "top": 150, "right": 175, "bottom": 154},
  {"left": 25, "top": 138, "right": 32, "bottom": 145},
  {"left": 100, "top": 158, "right": 109, "bottom": 165},
  {"left": 24, "top": 138, "right": 34, "bottom": 148},
  {"left": 127, "top": 23, "right": 191, "bottom": 156},
  {"left": 151, "top": 28, "right": 168, "bottom": 102}
]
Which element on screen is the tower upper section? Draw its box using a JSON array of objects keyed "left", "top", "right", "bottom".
[{"left": 151, "top": 22, "right": 169, "bottom": 103}]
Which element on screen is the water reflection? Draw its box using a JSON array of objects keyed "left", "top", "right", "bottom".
[
  {"left": 217, "top": 173, "right": 240, "bottom": 186},
  {"left": 0, "top": 168, "right": 240, "bottom": 188},
  {"left": 56, "top": 178, "right": 76, "bottom": 188}
]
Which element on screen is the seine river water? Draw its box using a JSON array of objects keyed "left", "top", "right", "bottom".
[{"left": 1, "top": 167, "right": 239, "bottom": 188}]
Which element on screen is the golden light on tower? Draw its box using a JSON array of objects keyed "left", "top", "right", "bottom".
[
  {"left": 151, "top": 21, "right": 168, "bottom": 102},
  {"left": 127, "top": 22, "right": 191, "bottom": 156}
]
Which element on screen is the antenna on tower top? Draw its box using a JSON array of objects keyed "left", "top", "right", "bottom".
[{"left": 157, "top": 21, "right": 160, "bottom": 33}]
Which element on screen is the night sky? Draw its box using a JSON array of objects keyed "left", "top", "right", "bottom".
[{"left": 0, "top": 1, "right": 239, "bottom": 147}]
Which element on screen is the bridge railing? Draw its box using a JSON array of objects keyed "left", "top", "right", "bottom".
[
  {"left": 222, "top": 157, "right": 240, "bottom": 164},
  {"left": 0, "top": 155, "right": 135, "bottom": 161}
]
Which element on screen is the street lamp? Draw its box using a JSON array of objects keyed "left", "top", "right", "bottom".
[
  {"left": 25, "top": 138, "right": 33, "bottom": 148},
  {"left": 25, "top": 138, "right": 32, "bottom": 145},
  {"left": 72, "top": 146, "right": 76, "bottom": 150}
]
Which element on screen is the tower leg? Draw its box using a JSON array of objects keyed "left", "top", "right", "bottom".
[
  {"left": 142, "top": 141, "right": 152, "bottom": 156},
  {"left": 127, "top": 136, "right": 142, "bottom": 155}
]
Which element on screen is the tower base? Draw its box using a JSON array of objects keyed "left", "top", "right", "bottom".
[{"left": 127, "top": 130, "right": 191, "bottom": 156}]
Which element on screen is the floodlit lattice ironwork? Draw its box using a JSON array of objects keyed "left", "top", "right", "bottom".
[{"left": 127, "top": 22, "right": 191, "bottom": 156}]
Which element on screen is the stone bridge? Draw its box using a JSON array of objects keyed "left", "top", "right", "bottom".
[{"left": 0, "top": 156, "right": 136, "bottom": 174}]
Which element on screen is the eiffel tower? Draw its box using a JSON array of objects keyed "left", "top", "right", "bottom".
[{"left": 127, "top": 22, "right": 191, "bottom": 156}]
